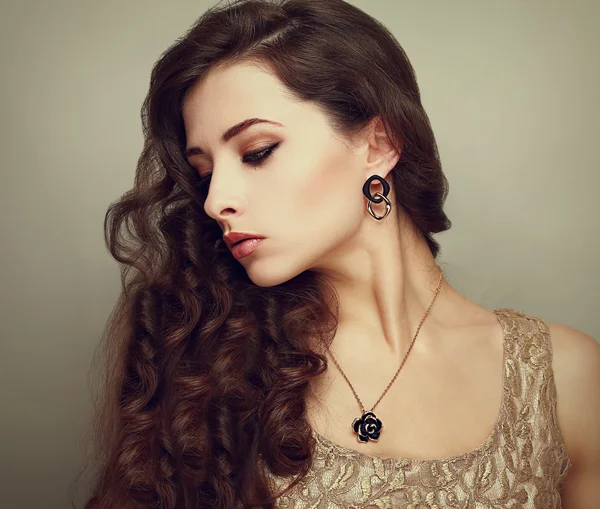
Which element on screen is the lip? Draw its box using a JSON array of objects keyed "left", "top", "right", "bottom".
[
  {"left": 230, "top": 238, "right": 264, "bottom": 260},
  {"left": 223, "top": 231, "right": 266, "bottom": 250}
]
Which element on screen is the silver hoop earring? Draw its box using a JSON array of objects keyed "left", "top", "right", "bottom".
[
  {"left": 362, "top": 175, "right": 392, "bottom": 220},
  {"left": 367, "top": 193, "right": 392, "bottom": 220}
]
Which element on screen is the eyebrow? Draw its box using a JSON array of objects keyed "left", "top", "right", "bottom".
[{"left": 184, "top": 118, "right": 284, "bottom": 159}]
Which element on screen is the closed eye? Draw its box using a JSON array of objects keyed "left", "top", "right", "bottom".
[
  {"left": 196, "top": 141, "right": 281, "bottom": 185},
  {"left": 243, "top": 142, "right": 280, "bottom": 168}
]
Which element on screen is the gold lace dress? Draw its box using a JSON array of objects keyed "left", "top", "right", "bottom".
[{"left": 266, "top": 308, "right": 572, "bottom": 508}]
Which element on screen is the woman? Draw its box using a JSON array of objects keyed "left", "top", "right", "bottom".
[{"left": 81, "top": 0, "right": 599, "bottom": 507}]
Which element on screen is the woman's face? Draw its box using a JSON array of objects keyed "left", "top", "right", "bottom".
[{"left": 182, "top": 62, "right": 381, "bottom": 287}]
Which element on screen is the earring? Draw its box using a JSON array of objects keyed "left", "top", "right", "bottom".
[{"left": 362, "top": 175, "right": 392, "bottom": 220}]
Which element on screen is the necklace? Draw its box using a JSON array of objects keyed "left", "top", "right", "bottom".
[{"left": 325, "top": 265, "right": 445, "bottom": 443}]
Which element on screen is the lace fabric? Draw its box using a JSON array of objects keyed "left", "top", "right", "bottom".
[{"left": 266, "top": 308, "right": 572, "bottom": 508}]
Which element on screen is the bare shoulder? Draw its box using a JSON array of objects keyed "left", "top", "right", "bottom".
[
  {"left": 546, "top": 321, "right": 600, "bottom": 506},
  {"left": 548, "top": 321, "right": 600, "bottom": 445},
  {"left": 548, "top": 322, "right": 600, "bottom": 424}
]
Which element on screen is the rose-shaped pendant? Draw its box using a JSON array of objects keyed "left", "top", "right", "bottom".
[{"left": 352, "top": 411, "right": 383, "bottom": 443}]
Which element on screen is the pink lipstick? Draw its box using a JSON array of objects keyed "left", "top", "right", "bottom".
[
  {"left": 230, "top": 238, "right": 264, "bottom": 259},
  {"left": 223, "top": 232, "right": 266, "bottom": 260}
]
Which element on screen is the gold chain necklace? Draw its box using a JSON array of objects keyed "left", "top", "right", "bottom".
[{"left": 325, "top": 266, "right": 445, "bottom": 443}]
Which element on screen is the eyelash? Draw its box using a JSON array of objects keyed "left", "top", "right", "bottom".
[{"left": 196, "top": 142, "right": 281, "bottom": 184}]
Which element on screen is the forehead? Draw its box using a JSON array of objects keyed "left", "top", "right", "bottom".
[
  {"left": 184, "top": 63, "right": 288, "bottom": 128},
  {"left": 182, "top": 62, "right": 329, "bottom": 144}
]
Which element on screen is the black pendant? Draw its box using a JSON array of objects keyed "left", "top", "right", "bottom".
[{"left": 352, "top": 411, "right": 383, "bottom": 443}]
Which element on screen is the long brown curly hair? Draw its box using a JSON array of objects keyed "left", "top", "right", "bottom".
[{"left": 74, "top": 0, "right": 451, "bottom": 507}]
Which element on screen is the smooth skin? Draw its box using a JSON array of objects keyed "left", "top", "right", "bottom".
[{"left": 182, "top": 61, "right": 600, "bottom": 506}]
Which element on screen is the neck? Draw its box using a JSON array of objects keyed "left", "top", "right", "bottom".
[{"left": 312, "top": 207, "right": 470, "bottom": 359}]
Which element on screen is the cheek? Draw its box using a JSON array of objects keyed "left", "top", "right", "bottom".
[
  {"left": 244, "top": 154, "right": 364, "bottom": 285},
  {"left": 294, "top": 147, "right": 353, "bottom": 205},
  {"left": 285, "top": 152, "right": 364, "bottom": 244}
]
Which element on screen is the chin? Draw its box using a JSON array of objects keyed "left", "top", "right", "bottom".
[{"left": 244, "top": 258, "right": 302, "bottom": 288}]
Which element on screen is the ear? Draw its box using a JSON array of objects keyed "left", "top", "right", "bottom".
[{"left": 362, "top": 116, "right": 401, "bottom": 183}]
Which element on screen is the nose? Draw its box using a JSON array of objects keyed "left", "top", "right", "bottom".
[{"left": 203, "top": 175, "right": 248, "bottom": 223}]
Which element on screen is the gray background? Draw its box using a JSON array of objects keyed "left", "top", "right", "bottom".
[{"left": 0, "top": 0, "right": 598, "bottom": 507}]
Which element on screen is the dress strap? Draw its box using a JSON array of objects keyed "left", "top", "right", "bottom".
[{"left": 493, "top": 308, "right": 572, "bottom": 486}]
